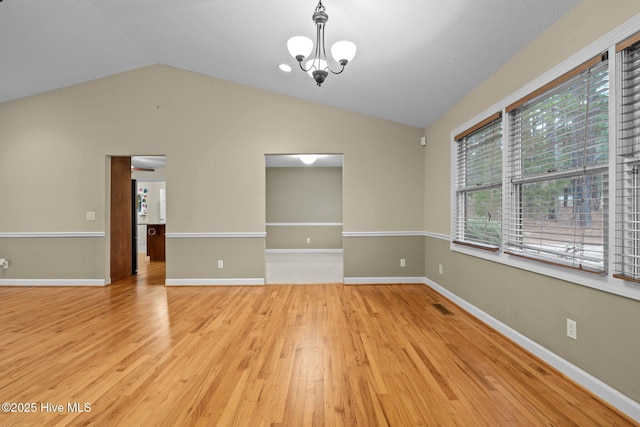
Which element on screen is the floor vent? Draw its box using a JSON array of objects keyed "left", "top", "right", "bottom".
[{"left": 433, "top": 303, "right": 453, "bottom": 315}]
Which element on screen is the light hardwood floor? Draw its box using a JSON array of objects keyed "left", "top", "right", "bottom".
[{"left": 0, "top": 256, "right": 635, "bottom": 426}]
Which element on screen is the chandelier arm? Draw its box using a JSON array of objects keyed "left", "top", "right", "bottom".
[
  {"left": 320, "top": 20, "right": 346, "bottom": 75},
  {"left": 297, "top": 61, "right": 314, "bottom": 72},
  {"left": 325, "top": 61, "right": 347, "bottom": 74},
  {"left": 328, "top": 64, "right": 347, "bottom": 75},
  {"left": 294, "top": 21, "right": 327, "bottom": 73}
]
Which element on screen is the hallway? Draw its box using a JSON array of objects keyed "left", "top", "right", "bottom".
[{"left": 265, "top": 251, "right": 343, "bottom": 284}]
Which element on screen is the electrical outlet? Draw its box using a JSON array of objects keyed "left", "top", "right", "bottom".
[
  {"left": 438, "top": 264, "right": 443, "bottom": 275},
  {"left": 400, "top": 258, "right": 406, "bottom": 267},
  {"left": 567, "top": 319, "right": 577, "bottom": 340},
  {"left": 86, "top": 211, "right": 96, "bottom": 221},
  {"left": 0, "top": 258, "right": 8, "bottom": 269},
  {"left": 217, "top": 260, "right": 224, "bottom": 269},
  {"left": 306, "top": 238, "right": 311, "bottom": 244}
]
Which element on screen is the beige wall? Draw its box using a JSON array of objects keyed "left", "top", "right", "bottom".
[
  {"left": 132, "top": 167, "right": 166, "bottom": 183},
  {"left": 266, "top": 226, "right": 343, "bottom": 250},
  {"left": 424, "top": 0, "right": 640, "bottom": 404},
  {"left": 167, "top": 237, "right": 265, "bottom": 280},
  {"left": 0, "top": 238, "right": 104, "bottom": 281},
  {"left": 266, "top": 167, "right": 342, "bottom": 223},
  {"left": 266, "top": 167, "right": 342, "bottom": 249},
  {"left": 345, "top": 236, "right": 425, "bottom": 279},
  {"left": 0, "top": 65, "right": 424, "bottom": 283}
]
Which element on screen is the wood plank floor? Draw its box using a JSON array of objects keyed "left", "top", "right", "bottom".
[{"left": 0, "top": 256, "right": 635, "bottom": 426}]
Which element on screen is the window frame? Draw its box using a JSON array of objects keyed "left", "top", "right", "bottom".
[
  {"left": 503, "top": 56, "right": 609, "bottom": 274},
  {"left": 449, "top": 17, "right": 640, "bottom": 302},
  {"left": 453, "top": 112, "right": 503, "bottom": 252},
  {"left": 613, "top": 36, "right": 640, "bottom": 284}
]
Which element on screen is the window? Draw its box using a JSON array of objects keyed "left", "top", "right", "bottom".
[
  {"left": 454, "top": 114, "right": 503, "bottom": 250},
  {"left": 450, "top": 25, "right": 640, "bottom": 299},
  {"left": 504, "top": 55, "right": 609, "bottom": 273},
  {"left": 614, "top": 37, "right": 640, "bottom": 283}
]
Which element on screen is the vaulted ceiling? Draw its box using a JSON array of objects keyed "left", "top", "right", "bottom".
[{"left": 0, "top": 0, "right": 580, "bottom": 128}]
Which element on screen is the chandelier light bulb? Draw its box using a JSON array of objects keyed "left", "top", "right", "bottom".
[
  {"left": 287, "top": 36, "right": 313, "bottom": 61},
  {"left": 331, "top": 41, "right": 357, "bottom": 65}
]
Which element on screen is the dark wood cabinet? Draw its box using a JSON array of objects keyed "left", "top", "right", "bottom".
[{"left": 147, "top": 224, "right": 165, "bottom": 261}]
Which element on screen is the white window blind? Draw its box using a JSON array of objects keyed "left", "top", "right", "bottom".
[
  {"left": 505, "top": 56, "right": 609, "bottom": 273},
  {"left": 615, "top": 39, "right": 640, "bottom": 282},
  {"left": 454, "top": 114, "right": 503, "bottom": 250}
]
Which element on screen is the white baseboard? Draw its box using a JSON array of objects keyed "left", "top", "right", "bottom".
[
  {"left": 165, "top": 278, "right": 265, "bottom": 286},
  {"left": 0, "top": 279, "right": 106, "bottom": 286},
  {"left": 344, "top": 277, "right": 427, "bottom": 285},
  {"left": 424, "top": 277, "right": 640, "bottom": 423},
  {"left": 266, "top": 249, "right": 344, "bottom": 254}
]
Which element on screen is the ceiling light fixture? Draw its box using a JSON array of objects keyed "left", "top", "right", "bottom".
[
  {"left": 299, "top": 155, "right": 318, "bottom": 165},
  {"left": 287, "top": 0, "right": 356, "bottom": 87}
]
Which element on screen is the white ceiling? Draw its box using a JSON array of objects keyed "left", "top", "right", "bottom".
[
  {"left": 0, "top": 0, "right": 580, "bottom": 128},
  {"left": 131, "top": 156, "right": 166, "bottom": 170}
]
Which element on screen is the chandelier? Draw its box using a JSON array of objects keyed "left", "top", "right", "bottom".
[{"left": 286, "top": 0, "right": 356, "bottom": 86}]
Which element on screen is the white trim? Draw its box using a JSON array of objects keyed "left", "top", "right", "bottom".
[
  {"left": 448, "top": 14, "right": 640, "bottom": 303},
  {"left": 342, "top": 231, "right": 424, "bottom": 237},
  {"left": 0, "top": 232, "right": 105, "bottom": 238},
  {"left": 266, "top": 249, "right": 344, "bottom": 254},
  {"left": 0, "top": 279, "right": 106, "bottom": 286},
  {"left": 165, "top": 278, "right": 265, "bottom": 286},
  {"left": 266, "top": 222, "right": 343, "bottom": 227},
  {"left": 165, "top": 232, "right": 267, "bottom": 238},
  {"left": 344, "top": 277, "right": 427, "bottom": 285},
  {"left": 451, "top": 120, "right": 459, "bottom": 248},
  {"left": 609, "top": 45, "right": 619, "bottom": 280},
  {"left": 424, "top": 277, "right": 640, "bottom": 423},
  {"left": 424, "top": 231, "right": 450, "bottom": 241}
]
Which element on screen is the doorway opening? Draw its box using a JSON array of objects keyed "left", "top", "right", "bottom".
[
  {"left": 265, "top": 154, "right": 343, "bottom": 284},
  {"left": 108, "top": 155, "right": 166, "bottom": 285}
]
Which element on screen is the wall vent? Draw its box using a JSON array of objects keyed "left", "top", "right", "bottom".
[{"left": 432, "top": 303, "right": 453, "bottom": 315}]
